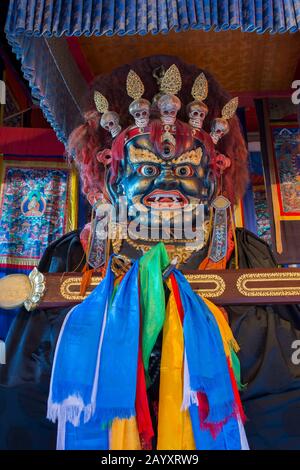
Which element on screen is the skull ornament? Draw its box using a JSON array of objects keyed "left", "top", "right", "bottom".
[
  {"left": 157, "top": 94, "right": 181, "bottom": 126},
  {"left": 129, "top": 98, "right": 151, "bottom": 129},
  {"left": 187, "top": 100, "right": 208, "bottom": 129},
  {"left": 210, "top": 118, "right": 229, "bottom": 144},
  {"left": 100, "top": 111, "right": 122, "bottom": 138}
]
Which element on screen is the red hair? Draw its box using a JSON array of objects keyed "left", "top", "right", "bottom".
[
  {"left": 110, "top": 128, "right": 128, "bottom": 182},
  {"left": 67, "top": 110, "right": 104, "bottom": 195},
  {"left": 68, "top": 55, "right": 248, "bottom": 205}
]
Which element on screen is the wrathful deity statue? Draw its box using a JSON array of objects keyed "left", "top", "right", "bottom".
[{"left": 1, "top": 56, "right": 300, "bottom": 450}]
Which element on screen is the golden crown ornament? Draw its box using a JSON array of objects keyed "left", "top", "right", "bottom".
[
  {"left": 210, "top": 97, "right": 239, "bottom": 145},
  {"left": 127, "top": 70, "right": 151, "bottom": 129},
  {"left": 94, "top": 91, "right": 122, "bottom": 138},
  {"left": 187, "top": 73, "right": 209, "bottom": 130}
]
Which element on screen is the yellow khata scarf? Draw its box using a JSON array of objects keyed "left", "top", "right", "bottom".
[
  {"left": 157, "top": 279, "right": 195, "bottom": 450},
  {"left": 110, "top": 417, "right": 141, "bottom": 450}
]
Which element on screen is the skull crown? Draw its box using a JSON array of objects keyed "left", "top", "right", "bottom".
[
  {"left": 129, "top": 98, "right": 151, "bottom": 129},
  {"left": 186, "top": 100, "right": 208, "bottom": 129},
  {"left": 157, "top": 94, "right": 181, "bottom": 126},
  {"left": 94, "top": 91, "right": 122, "bottom": 138},
  {"left": 210, "top": 118, "right": 230, "bottom": 144},
  {"left": 93, "top": 67, "right": 238, "bottom": 146},
  {"left": 210, "top": 97, "right": 239, "bottom": 144},
  {"left": 100, "top": 111, "right": 121, "bottom": 138}
]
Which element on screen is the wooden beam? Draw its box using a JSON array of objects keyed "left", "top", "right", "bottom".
[{"left": 34, "top": 268, "right": 300, "bottom": 309}]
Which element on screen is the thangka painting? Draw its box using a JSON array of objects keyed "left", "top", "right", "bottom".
[
  {"left": 0, "top": 157, "right": 78, "bottom": 271},
  {"left": 252, "top": 186, "right": 272, "bottom": 244},
  {"left": 249, "top": 151, "right": 272, "bottom": 245},
  {"left": 270, "top": 124, "right": 300, "bottom": 219}
]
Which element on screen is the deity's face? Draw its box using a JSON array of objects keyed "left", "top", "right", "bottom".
[{"left": 108, "top": 131, "right": 216, "bottom": 243}]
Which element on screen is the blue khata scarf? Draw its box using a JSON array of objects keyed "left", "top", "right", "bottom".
[
  {"left": 189, "top": 404, "right": 242, "bottom": 450},
  {"left": 47, "top": 259, "right": 140, "bottom": 449},
  {"left": 96, "top": 260, "right": 140, "bottom": 422},
  {"left": 173, "top": 270, "right": 235, "bottom": 425}
]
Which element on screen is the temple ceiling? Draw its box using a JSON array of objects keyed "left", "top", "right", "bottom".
[{"left": 79, "top": 29, "right": 300, "bottom": 93}]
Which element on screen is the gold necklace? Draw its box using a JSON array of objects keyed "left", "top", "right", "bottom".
[
  {"left": 111, "top": 220, "right": 211, "bottom": 263},
  {"left": 124, "top": 237, "right": 203, "bottom": 264}
]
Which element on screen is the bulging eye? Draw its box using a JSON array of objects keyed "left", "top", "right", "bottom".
[
  {"left": 174, "top": 165, "right": 194, "bottom": 177},
  {"left": 138, "top": 164, "right": 159, "bottom": 177}
]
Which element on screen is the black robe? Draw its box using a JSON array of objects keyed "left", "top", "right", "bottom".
[{"left": 0, "top": 228, "right": 300, "bottom": 450}]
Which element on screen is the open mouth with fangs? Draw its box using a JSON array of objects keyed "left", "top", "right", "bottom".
[{"left": 143, "top": 190, "right": 189, "bottom": 209}]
